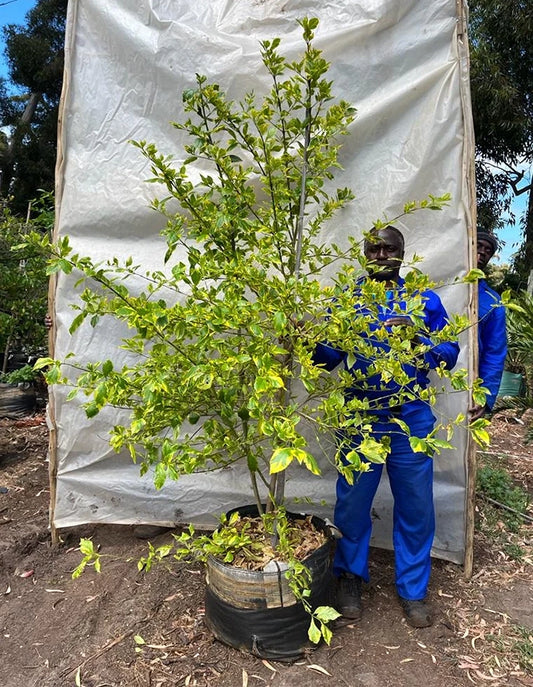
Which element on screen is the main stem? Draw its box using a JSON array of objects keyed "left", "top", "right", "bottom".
[{"left": 267, "top": 96, "right": 312, "bottom": 537}]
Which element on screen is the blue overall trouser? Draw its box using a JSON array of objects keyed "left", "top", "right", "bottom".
[{"left": 333, "top": 404, "right": 435, "bottom": 601}]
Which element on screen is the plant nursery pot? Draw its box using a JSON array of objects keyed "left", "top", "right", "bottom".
[
  {"left": 497, "top": 371, "right": 525, "bottom": 398},
  {"left": 204, "top": 505, "right": 336, "bottom": 662},
  {"left": 0, "top": 383, "right": 36, "bottom": 419}
]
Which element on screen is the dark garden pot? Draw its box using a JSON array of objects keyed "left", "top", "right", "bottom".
[
  {"left": 204, "top": 505, "right": 335, "bottom": 662},
  {"left": 0, "top": 383, "right": 36, "bottom": 419},
  {"left": 497, "top": 371, "right": 525, "bottom": 398}
]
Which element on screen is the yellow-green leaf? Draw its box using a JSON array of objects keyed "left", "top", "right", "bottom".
[
  {"left": 308, "top": 618, "right": 321, "bottom": 644},
  {"left": 270, "top": 447, "right": 294, "bottom": 473},
  {"left": 359, "top": 437, "right": 388, "bottom": 463}
]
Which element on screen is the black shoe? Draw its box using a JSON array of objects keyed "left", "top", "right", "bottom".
[
  {"left": 336, "top": 573, "right": 363, "bottom": 620},
  {"left": 133, "top": 524, "right": 173, "bottom": 540},
  {"left": 399, "top": 598, "right": 433, "bottom": 628}
]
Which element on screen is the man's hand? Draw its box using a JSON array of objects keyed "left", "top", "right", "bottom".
[
  {"left": 383, "top": 317, "right": 421, "bottom": 344},
  {"left": 383, "top": 316, "right": 412, "bottom": 328},
  {"left": 469, "top": 403, "right": 488, "bottom": 422}
]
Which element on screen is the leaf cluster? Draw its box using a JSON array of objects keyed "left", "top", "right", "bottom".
[
  {"left": 0, "top": 198, "right": 51, "bottom": 367},
  {"left": 0, "top": 363, "right": 39, "bottom": 385}
]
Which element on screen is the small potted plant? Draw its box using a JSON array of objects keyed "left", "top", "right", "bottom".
[{"left": 36, "top": 19, "right": 479, "bottom": 659}]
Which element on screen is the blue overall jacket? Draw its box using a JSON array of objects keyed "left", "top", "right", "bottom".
[
  {"left": 478, "top": 279, "right": 507, "bottom": 409},
  {"left": 313, "top": 278, "right": 459, "bottom": 416}
]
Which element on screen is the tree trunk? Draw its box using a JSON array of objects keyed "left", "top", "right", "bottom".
[
  {"left": 523, "top": 185, "right": 533, "bottom": 277},
  {"left": 1, "top": 91, "right": 42, "bottom": 196}
]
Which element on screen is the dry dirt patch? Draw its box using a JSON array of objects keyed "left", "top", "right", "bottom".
[{"left": 0, "top": 413, "right": 532, "bottom": 687}]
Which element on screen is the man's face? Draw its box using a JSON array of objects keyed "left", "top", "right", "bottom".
[
  {"left": 364, "top": 228, "right": 404, "bottom": 282},
  {"left": 477, "top": 239, "right": 495, "bottom": 271}
]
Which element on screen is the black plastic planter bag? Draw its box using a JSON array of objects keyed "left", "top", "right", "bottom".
[
  {"left": 204, "top": 507, "right": 335, "bottom": 661},
  {"left": 0, "top": 384, "right": 36, "bottom": 419}
]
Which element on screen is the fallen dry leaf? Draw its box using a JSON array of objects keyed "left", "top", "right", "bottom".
[
  {"left": 261, "top": 660, "right": 277, "bottom": 672},
  {"left": 307, "top": 664, "right": 332, "bottom": 676},
  {"left": 146, "top": 644, "right": 171, "bottom": 650},
  {"left": 458, "top": 661, "right": 480, "bottom": 670},
  {"left": 474, "top": 669, "right": 504, "bottom": 681}
]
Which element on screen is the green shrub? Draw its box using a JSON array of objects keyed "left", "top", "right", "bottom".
[
  {"left": 477, "top": 463, "right": 529, "bottom": 533},
  {"left": 0, "top": 195, "right": 52, "bottom": 372},
  {"left": 0, "top": 364, "right": 39, "bottom": 385}
]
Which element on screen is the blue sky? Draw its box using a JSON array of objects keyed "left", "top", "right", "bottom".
[
  {"left": 0, "top": 0, "right": 36, "bottom": 81},
  {"left": 496, "top": 181, "right": 530, "bottom": 265},
  {"left": 0, "top": 0, "right": 528, "bottom": 263},
  {"left": 0, "top": 0, "right": 35, "bottom": 28}
]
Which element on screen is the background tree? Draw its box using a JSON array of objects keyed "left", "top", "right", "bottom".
[
  {"left": 0, "top": 0, "right": 67, "bottom": 213},
  {"left": 0, "top": 192, "right": 52, "bottom": 372},
  {"left": 468, "top": 0, "right": 533, "bottom": 289}
]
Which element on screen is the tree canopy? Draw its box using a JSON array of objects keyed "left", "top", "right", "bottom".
[
  {"left": 0, "top": 0, "right": 67, "bottom": 213},
  {"left": 468, "top": 0, "right": 533, "bottom": 287}
]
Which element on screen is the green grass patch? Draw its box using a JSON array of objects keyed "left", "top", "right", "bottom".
[{"left": 476, "top": 461, "right": 529, "bottom": 534}]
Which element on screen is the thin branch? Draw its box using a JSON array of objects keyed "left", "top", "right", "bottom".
[{"left": 478, "top": 492, "right": 533, "bottom": 523}]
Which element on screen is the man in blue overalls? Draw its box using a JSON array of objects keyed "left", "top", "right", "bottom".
[
  {"left": 314, "top": 226, "right": 459, "bottom": 627},
  {"left": 469, "top": 231, "right": 507, "bottom": 421}
]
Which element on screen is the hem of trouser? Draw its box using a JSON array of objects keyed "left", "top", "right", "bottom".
[{"left": 333, "top": 569, "right": 369, "bottom": 583}]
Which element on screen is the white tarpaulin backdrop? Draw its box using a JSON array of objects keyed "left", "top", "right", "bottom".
[{"left": 52, "top": 0, "right": 475, "bottom": 564}]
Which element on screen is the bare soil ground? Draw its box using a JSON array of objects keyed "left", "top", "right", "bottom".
[{"left": 0, "top": 412, "right": 532, "bottom": 687}]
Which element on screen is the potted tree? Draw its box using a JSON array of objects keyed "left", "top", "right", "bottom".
[{"left": 36, "top": 19, "right": 482, "bottom": 659}]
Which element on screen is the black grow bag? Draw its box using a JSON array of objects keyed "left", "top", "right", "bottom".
[
  {"left": 204, "top": 505, "right": 335, "bottom": 662},
  {"left": 0, "top": 383, "right": 36, "bottom": 419}
]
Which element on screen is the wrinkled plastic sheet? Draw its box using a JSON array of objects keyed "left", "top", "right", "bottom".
[{"left": 52, "top": 0, "right": 474, "bottom": 563}]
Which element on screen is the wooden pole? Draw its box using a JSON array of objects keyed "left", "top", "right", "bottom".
[
  {"left": 47, "top": 273, "right": 59, "bottom": 547},
  {"left": 48, "top": 0, "right": 77, "bottom": 547},
  {"left": 456, "top": 0, "right": 477, "bottom": 579}
]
